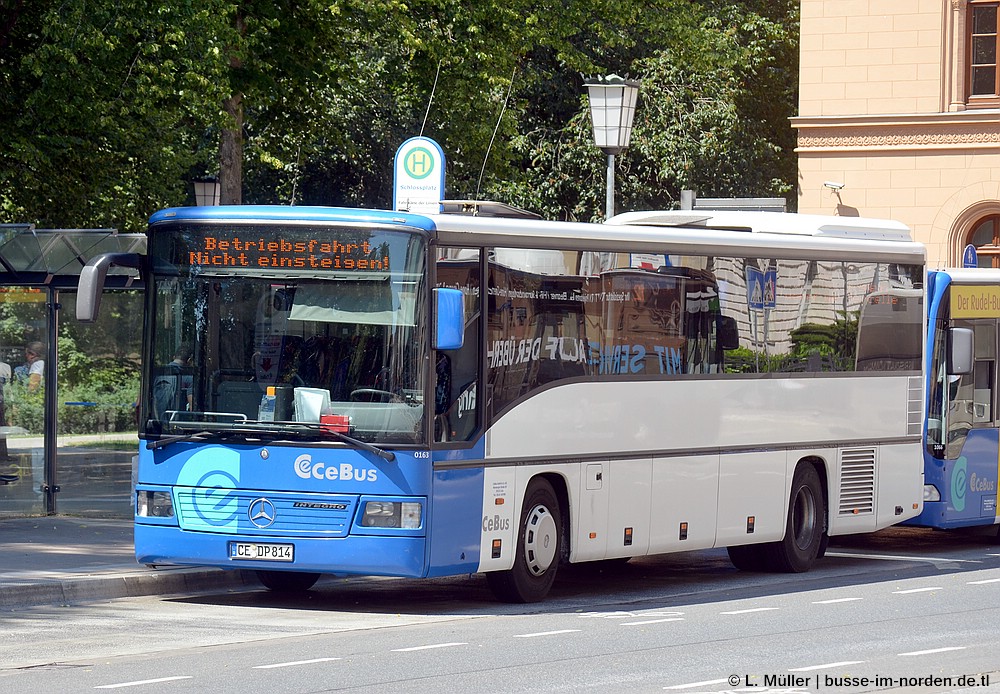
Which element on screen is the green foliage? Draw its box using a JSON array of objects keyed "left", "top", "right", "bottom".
[
  {"left": 726, "top": 312, "right": 860, "bottom": 375},
  {"left": 4, "top": 379, "right": 43, "bottom": 433},
  {"left": 493, "top": 1, "right": 799, "bottom": 220},
  {"left": 724, "top": 347, "right": 793, "bottom": 374},
  {"left": 0, "top": 289, "right": 141, "bottom": 434},
  {"left": 5, "top": 380, "right": 138, "bottom": 435},
  {"left": 789, "top": 312, "right": 858, "bottom": 361},
  {"left": 1, "top": 0, "right": 800, "bottom": 226},
  {"left": 0, "top": 289, "right": 46, "bottom": 356},
  {"left": 1, "top": 0, "right": 233, "bottom": 230},
  {"left": 56, "top": 382, "right": 139, "bottom": 434}
]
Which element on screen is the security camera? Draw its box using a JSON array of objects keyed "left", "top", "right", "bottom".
[{"left": 823, "top": 181, "right": 845, "bottom": 191}]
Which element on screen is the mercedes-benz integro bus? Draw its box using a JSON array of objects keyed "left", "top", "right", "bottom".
[{"left": 78, "top": 204, "right": 926, "bottom": 602}]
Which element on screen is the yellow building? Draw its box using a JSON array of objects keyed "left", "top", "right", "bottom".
[{"left": 794, "top": 0, "right": 1000, "bottom": 267}]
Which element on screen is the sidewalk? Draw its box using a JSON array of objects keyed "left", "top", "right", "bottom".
[{"left": 0, "top": 516, "right": 255, "bottom": 609}]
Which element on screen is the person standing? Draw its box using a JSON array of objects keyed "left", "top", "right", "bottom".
[
  {"left": 14, "top": 341, "right": 44, "bottom": 393},
  {"left": 0, "top": 358, "right": 11, "bottom": 462},
  {"left": 12, "top": 342, "right": 45, "bottom": 498}
]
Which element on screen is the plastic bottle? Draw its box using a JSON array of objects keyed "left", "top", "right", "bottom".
[{"left": 258, "top": 386, "right": 276, "bottom": 421}]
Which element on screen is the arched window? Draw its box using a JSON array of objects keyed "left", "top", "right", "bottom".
[{"left": 967, "top": 214, "right": 1000, "bottom": 267}]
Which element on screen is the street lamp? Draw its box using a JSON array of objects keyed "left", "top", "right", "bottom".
[
  {"left": 584, "top": 74, "right": 640, "bottom": 219},
  {"left": 193, "top": 176, "right": 221, "bottom": 206}
]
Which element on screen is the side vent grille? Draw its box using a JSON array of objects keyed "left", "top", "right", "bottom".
[
  {"left": 839, "top": 448, "right": 876, "bottom": 516},
  {"left": 906, "top": 375, "right": 922, "bottom": 436}
]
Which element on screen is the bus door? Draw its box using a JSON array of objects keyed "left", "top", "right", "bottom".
[{"left": 940, "top": 317, "right": 1000, "bottom": 523}]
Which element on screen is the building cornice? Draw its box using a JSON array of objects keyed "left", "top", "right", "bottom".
[{"left": 792, "top": 111, "right": 1000, "bottom": 153}]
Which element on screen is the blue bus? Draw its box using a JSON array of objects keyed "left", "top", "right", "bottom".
[
  {"left": 908, "top": 268, "right": 999, "bottom": 531},
  {"left": 78, "top": 204, "right": 927, "bottom": 602}
]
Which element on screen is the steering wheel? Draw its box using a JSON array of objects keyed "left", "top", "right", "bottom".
[{"left": 350, "top": 388, "right": 400, "bottom": 403}]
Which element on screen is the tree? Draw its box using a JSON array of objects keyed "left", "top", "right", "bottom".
[
  {"left": 0, "top": 1, "right": 800, "bottom": 226},
  {"left": 0, "top": 0, "right": 234, "bottom": 230},
  {"left": 488, "top": 1, "right": 799, "bottom": 220}
]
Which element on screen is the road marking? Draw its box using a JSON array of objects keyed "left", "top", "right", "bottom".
[
  {"left": 968, "top": 577, "right": 1000, "bottom": 585},
  {"left": 578, "top": 611, "right": 636, "bottom": 619},
  {"left": 513, "top": 629, "right": 581, "bottom": 638},
  {"left": 812, "top": 597, "right": 863, "bottom": 604},
  {"left": 892, "top": 587, "right": 941, "bottom": 594},
  {"left": 95, "top": 676, "right": 193, "bottom": 689},
  {"left": 789, "top": 661, "right": 865, "bottom": 672},
  {"left": 622, "top": 617, "right": 686, "bottom": 626},
  {"left": 827, "top": 551, "right": 979, "bottom": 569},
  {"left": 391, "top": 642, "right": 467, "bottom": 652},
  {"left": 719, "top": 607, "right": 779, "bottom": 615},
  {"left": 253, "top": 657, "right": 342, "bottom": 669},
  {"left": 663, "top": 678, "right": 728, "bottom": 690},
  {"left": 578, "top": 610, "right": 684, "bottom": 620},
  {"left": 899, "top": 646, "right": 967, "bottom": 657}
]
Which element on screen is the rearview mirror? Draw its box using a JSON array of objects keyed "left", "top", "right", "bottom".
[
  {"left": 76, "top": 253, "right": 143, "bottom": 322},
  {"left": 947, "top": 327, "right": 973, "bottom": 376},
  {"left": 717, "top": 315, "right": 740, "bottom": 351},
  {"left": 434, "top": 288, "right": 464, "bottom": 351}
]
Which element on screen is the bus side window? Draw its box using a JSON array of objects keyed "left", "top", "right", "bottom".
[
  {"left": 972, "top": 321, "right": 996, "bottom": 424},
  {"left": 973, "top": 360, "right": 993, "bottom": 423}
]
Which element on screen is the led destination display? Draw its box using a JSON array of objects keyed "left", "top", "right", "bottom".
[{"left": 189, "top": 235, "right": 390, "bottom": 271}]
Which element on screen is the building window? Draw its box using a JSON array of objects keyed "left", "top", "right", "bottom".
[
  {"left": 969, "top": 2, "right": 1000, "bottom": 105},
  {"left": 968, "top": 215, "right": 1000, "bottom": 267}
]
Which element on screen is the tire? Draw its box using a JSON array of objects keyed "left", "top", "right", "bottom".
[
  {"left": 486, "top": 478, "right": 562, "bottom": 603},
  {"left": 256, "top": 570, "right": 321, "bottom": 593},
  {"left": 766, "top": 464, "right": 825, "bottom": 573},
  {"left": 817, "top": 532, "right": 830, "bottom": 559},
  {"left": 726, "top": 544, "right": 769, "bottom": 572}
]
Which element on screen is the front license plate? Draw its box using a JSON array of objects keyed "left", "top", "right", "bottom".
[{"left": 230, "top": 542, "right": 294, "bottom": 562}]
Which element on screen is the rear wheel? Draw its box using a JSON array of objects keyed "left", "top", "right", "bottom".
[
  {"left": 766, "top": 464, "right": 825, "bottom": 572},
  {"left": 487, "top": 478, "right": 562, "bottom": 603},
  {"left": 256, "top": 570, "right": 321, "bottom": 593}
]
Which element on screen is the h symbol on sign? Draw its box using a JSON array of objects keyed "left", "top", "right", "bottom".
[{"left": 409, "top": 151, "right": 431, "bottom": 176}]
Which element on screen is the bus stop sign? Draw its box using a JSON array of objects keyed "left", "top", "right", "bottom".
[
  {"left": 393, "top": 137, "right": 445, "bottom": 215},
  {"left": 963, "top": 244, "right": 978, "bottom": 268}
]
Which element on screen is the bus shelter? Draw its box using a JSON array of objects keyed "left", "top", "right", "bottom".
[{"left": 0, "top": 224, "right": 144, "bottom": 518}]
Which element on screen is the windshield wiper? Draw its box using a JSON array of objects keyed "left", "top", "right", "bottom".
[
  {"left": 145, "top": 426, "right": 259, "bottom": 450},
  {"left": 286, "top": 421, "right": 396, "bottom": 462},
  {"left": 146, "top": 431, "right": 214, "bottom": 450},
  {"left": 145, "top": 421, "right": 396, "bottom": 462}
]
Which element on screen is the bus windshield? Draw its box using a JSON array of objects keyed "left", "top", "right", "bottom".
[{"left": 145, "top": 222, "right": 428, "bottom": 444}]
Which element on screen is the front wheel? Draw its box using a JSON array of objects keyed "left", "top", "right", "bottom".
[
  {"left": 256, "top": 570, "right": 321, "bottom": 593},
  {"left": 486, "top": 478, "right": 562, "bottom": 603}
]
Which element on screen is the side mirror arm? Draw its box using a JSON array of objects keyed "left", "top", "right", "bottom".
[{"left": 76, "top": 253, "right": 143, "bottom": 322}]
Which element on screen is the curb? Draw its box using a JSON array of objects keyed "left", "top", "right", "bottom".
[{"left": 0, "top": 568, "right": 257, "bottom": 610}]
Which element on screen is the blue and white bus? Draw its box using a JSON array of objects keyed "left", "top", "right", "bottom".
[
  {"left": 78, "top": 204, "right": 927, "bottom": 602},
  {"left": 907, "top": 268, "right": 999, "bottom": 531}
]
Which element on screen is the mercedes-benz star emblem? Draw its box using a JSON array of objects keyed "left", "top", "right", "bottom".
[{"left": 247, "top": 497, "right": 276, "bottom": 528}]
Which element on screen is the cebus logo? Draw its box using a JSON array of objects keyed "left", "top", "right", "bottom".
[
  {"left": 293, "top": 454, "right": 377, "bottom": 482},
  {"left": 951, "top": 457, "right": 968, "bottom": 512}
]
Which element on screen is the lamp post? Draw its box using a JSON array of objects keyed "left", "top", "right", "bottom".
[
  {"left": 193, "top": 176, "right": 221, "bottom": 206},
  {"left": 584, "top": 74, "right": 640, "bottom": 219}
]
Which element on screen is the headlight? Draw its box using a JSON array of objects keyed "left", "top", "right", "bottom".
[
  {"left": 137, "top": 490, "right": 174, "bottom": 518},
  {"left": 361, "top": 500, "right": 421, "bottom": 529},
  {"left": 923, "top": 484, "right": 941, "bottom": 502}
]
